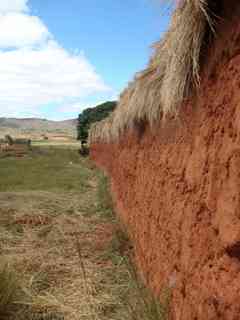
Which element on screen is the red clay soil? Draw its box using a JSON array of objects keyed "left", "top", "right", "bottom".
[{"left": 91, "top": 3, "right": 240, "bottom": 320}]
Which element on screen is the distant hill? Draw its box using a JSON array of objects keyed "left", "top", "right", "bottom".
[{"left": 0, "top": 117, "right": 78, "bottom": 140}]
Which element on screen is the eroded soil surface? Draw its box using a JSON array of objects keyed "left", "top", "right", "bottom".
[{"left": 91, "top": 3, "right": 240, "bottom": 319}]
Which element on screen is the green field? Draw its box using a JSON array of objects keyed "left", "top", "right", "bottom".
[
  {"left": 0, "top": 147, "right": 90, "bottom": 192},
  {"left": 32, "top": 140, "right": 81, "bottom": 148},
  {"left": 0, "top": 147, "right": 168, "bottom": 320}
]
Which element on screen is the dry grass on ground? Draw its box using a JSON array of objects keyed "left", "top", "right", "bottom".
[{"left": 0, "top": 147, "right": 169, "bottom": 320}]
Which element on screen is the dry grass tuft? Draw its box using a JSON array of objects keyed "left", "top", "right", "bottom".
[
  {"left": 0, "top": 261, "right": 22, "bottom": 319},
  {"left": 90, "top": 0, "right": 216, "bottom": 142}
]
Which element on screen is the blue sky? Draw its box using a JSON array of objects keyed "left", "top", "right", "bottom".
[{"left": 0, "top": 0, "right": 172, "bottom": 120}]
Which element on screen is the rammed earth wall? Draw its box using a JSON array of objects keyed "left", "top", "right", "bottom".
[{"left": 91, "top": 2, "right": 240, "bottom": 319}]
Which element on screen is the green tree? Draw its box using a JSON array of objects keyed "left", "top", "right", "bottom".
[{"left": 77, "top": 101, "right": 117, "bottom": 144}]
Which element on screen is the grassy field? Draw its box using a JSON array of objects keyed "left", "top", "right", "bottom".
[
  {"left": 0, "top": 147, "right": 169, "bottom": 320},
  {"left": 32, "top": 141, "right": 81, "bottom": 148},
  {"left": 0, "top": 147, "right": 90, "bottom": 192}
]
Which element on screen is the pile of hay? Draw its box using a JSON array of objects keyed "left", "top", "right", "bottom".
[{"left": 90, "top": 0, "right": 217, "bottom": 143}]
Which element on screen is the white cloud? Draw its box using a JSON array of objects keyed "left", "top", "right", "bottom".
[
  {"left": 0, "top": 0, "right": 111, "bottom": 119},
  {"left": 0, "top": 13, "right": 50, "bottom": 48},
  {"left": 58, "top": 100, "right": 108, "bottom": 114},
  {"left": 0, "top": 41, "right": 110, "bottom": 117},
  {"left": 0, "top": 0, "right": 28, "bottom": 14},
  {"left": 58, "top": 103, "right": 87, "bottom": 114},
  {"left": 0, "top": 1, "right": 48, "bottom": 49},
  {"left": 0, "top": 105, "right": 42, "bottom": 118}
]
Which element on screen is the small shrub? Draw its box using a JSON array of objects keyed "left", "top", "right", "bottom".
[{"left": 124, "top": 259, "right": 170, "bottom": 320}]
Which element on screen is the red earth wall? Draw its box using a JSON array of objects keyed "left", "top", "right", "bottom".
[{"left": 91, "top": 3, "right": 240, "bottom": 319}]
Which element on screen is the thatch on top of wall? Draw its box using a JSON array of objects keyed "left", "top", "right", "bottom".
[{"left": 90, "top": 0, "right": 216, "bottom": 143}]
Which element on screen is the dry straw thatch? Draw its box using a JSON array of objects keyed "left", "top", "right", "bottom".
[{"left": 90, "top": 0, "right": 216, "bottom": 143}]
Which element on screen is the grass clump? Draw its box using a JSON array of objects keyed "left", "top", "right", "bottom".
[
  {"left": 0, "top": 261, "right": 65, "bottom": 320},
  {"left": 96, "top": 172, "right": 114, "bottom": 218},
  {"left": 124, "top": 259, "right": 170, "bottom": 320},
  {"left": 100, "top": 225, "right": 170, "bottom": 320},
  {"left": 96, "top": 173, "right": 170, "bottom": 320},
  {"left": 0, "top": 261, "right": 25, "bottom": 319}
]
